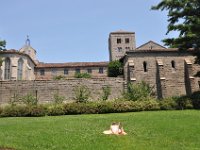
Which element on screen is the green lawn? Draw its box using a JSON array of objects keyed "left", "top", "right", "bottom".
[{"left": 0, "top": 110, "right": 200, "bottom": 150}]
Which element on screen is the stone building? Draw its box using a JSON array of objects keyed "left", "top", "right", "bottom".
[{"left": 0, "top": 30, "right": 199, "bottom": 98}]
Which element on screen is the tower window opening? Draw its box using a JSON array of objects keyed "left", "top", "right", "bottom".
[
  {"left": 117, "top": 38, "right": 121, "bottom": 44},
  {"left": 171, "top": 60, "right": 175, "bottom": 69},
  {"left": 125, "top": 38, "right": 130, "bottom": 43},
  {"left": 143, "top": 61, "right": 147, "bottom": 72}
]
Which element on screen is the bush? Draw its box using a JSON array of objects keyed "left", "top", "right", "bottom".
[
  {"left": 0, "top": 105, "right": 46, "bottom": 117},
  {"left": 190, "top": 91, "right": 200, "bottom": 109},
  {"left": 124, "top": 81, "right": 154, "bottom": 101},
  {"left": 28, "top": 105, "right": 46, "bottom": 117},
  {"left": 108, "top": 60, "right": 123, "bottom": 77},
  {"left": 53, "top": 75, "right": 65, "bottom": 80},
  {"left": 53, "top": 92, "right": 65, "bottom": 104},
  {"left": 47, "top": 105, "right": 65, "bottom": 116},
  {"left": 159, "top": 97, "right": 177, "bottom": 110},
  {"left": 74, "top": 73, "right": 91, "bottom": 78},
  {"left": 175, "top": 96, "right": 193, "bottom": 110},
  {"left": 21, "top": 93, "right": 38, "bottom": 107},
  {"left": 101, "top": 86, "right": 111, "bottom": 101},
  {"left": 0, "top": 105, "right": 29, "bottom": 117},
  {"left": 74, "top": 85, "right": 91, "bottom": 103}
]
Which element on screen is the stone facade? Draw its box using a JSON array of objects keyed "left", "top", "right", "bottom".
[
  {"left": 35, "top": 62, "right": 108, "bottom": 80},
  {"left": 123, "top": 50, "right": 199, "bottom": 98},
  {"left": 0, "top": 78, "right": 124, "bottom": 103},
  {"left": 0, "top": 30, "right": 199, "bottom": 101},
  {"left": 109, "top": 30, "right": 136, "bottom": 61},
  {"left": 0, "top": 50, "right": 36, "bottom": 81}
]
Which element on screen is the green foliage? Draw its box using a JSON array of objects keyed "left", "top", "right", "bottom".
[
  {"left": 53, "top": 92, "right": 65, "bottom": 104},
  {"left": 0, "top": 39, "right": 6, "bottom": 51},
  {"left": 9, "top": 93, "right": 21, "bottom": 106},
  {"left": 101, "top": 86, "right": 111, "bottom": 101},
  {"left": 108, "top": 60, "right": 123, "bottom": 77},
  {"left": 0, "top": 111, "right": 200, "bottom": 150},
  {"left": 152, "top": 0, "right": 200, "bottom": 67},
  {"left": 159, "top": 97, "right": 177, "bottom": 110},
  {"left": 21, "top": 93, "right": 38, "bottom": 107},
  {"left": 0, "top": 105, "right": 46, "bottom": 117},
  {"left": 47, "top": 105, "right": 65, "bottom": 116},
  {"left": 124, "top": 81, "right": 154, "bottom": 101},
  {"left": 74, "top": 73, "right": 91, "bottom": 78},
  {"left": 74, "top": 85, "right": 91, "bottom": 103},
  {"left": 53, "top": 75, "right": 65, "bottom": 80},
  {"left": 190, "top": 91, "right": 200, "bottom": 109}
]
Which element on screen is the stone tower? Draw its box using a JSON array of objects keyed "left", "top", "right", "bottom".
[
  {"left": 19, "top": 36, "right": 37, "bottom": 63},
  {"left": 109, "top": 30, "right": 136, "bottom": 61}
]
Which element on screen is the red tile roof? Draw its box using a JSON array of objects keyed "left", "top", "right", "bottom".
[{"left": 36, "top": 61, "right": 109, "bottom": 68}]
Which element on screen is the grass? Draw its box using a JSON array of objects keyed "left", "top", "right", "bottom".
[{"left": 0, "top": 110, "right": 200, "bottom": 150}]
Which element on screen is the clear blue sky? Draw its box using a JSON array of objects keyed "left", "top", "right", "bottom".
[{"left": 0, "top": 0, "right": 177, "bottom": 63}]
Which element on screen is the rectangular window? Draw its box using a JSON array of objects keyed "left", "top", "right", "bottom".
[
  {"left": 117, "top": 38, "right": 121, "bottom": 44},
  {"left": 99, "top": 67, "right": 104, "bottom": 74},
  {"left": 125, "top": 38, "right": 130, "bottom": 43},
  {"left": 40, "top": 69, "right": 45, "bottom": 76},
  {"left": 87, "top": 68, "right": 92, "bottom": 74},
  {"left": 125, "top": 47, "right": 130, "bottom": 50},
  {"left": 75, "top": 68, "right": 80, "bottom": 73},
  {"left": 64, "top": 68, "right": 68, "bottom": 75}
]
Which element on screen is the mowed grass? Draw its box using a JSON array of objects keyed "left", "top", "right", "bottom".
[{"left": 0, "top": 110, "right": 200, "bottom": 150}]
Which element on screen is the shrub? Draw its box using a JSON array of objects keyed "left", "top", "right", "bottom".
[
  {"left": 124, "top": 81, "right": 154, "bottom": 101},
  {"left": 28, "top": 105, "right": 46, "bottom": 117},
  {"left": 53, "top": 92, "right": 65, "bottom": 104},
  {"left": 0, "top": 105, "right": 46, "bottom": 117},
  {"left": 159, "top": 97, "right": 177, "bottom": 110},
  {"left": 9, "top": 93, "right": 21, "bottom": 106},
  {"left": 74, "top": 85, "right": 90, "bottom": 103},
  {"left": 21, "top": 93, "right": 38, "bottom": 107},
  {"left": 0, "top": 105, "right": 29, "bottom": 117},
  {"left": 175, "top": 96, "right": 193, "bottom": 110},
  {"left": 47, "top": 105, "right": 65, "bottom": 116},
  {"left": 53, "top": 75, "right": 65, "bottom": 80},
  {"left": 74, "top": 73, "right": 91, "bottom": 78},
  {"left": 190, "top": 91, "right": 200, "bottom": 109},
  {"left": 108, "top": 60, "right": 123, "bottom": 77},
  {"left": 101, "top": 86, "right": 111, "bottom": 101}
]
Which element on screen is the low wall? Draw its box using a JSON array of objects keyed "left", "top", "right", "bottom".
[{"left": 0, "top": 78, "right": 125, "bottom": 104}]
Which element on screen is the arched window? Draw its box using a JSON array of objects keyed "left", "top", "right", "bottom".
[
  {"left": 4, "top": 58, "right": 11, "bottom": 80},
  {"left": 143, "top": 61, "right": 147, "bottom": 72},
  {"left": 171, "top": 60, "right": 175, "bottom": 69},
  {"left": 17, "top": 58, "right": 23, "bottom": 80}
]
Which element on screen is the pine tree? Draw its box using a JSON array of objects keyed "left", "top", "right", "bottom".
[{"left": 152, "top": 0, "right": 200, "bottom": 63}]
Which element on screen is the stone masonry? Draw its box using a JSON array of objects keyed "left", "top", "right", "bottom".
[{"left": 0, "top": 78, "right": 125, "bottom": 104}]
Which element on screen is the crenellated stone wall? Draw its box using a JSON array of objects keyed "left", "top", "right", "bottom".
[{"left": 0, "top": 78, "right": 125, "bottom": 104}]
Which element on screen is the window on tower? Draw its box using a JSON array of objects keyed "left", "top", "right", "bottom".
[
  {"left": 125, "top": 38, "right": 130, "bottom": 43},
  {"left": 117, "top": 38, "right": 121, "bottom": 44}
]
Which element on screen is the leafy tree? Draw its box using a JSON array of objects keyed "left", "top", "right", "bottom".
[
  {"left": 124, "top": 81, "right": 154, "bottom": 101},
  {"left": 0, "top": 39, "right": 6, "bottom": 51},
  {"left": 152, "top": 0, "right": 200, "bottom": 62},
  {"left": 108, "top": 60, "right": 123, "bottom": 77}
]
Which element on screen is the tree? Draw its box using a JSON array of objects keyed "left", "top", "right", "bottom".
[
  {"left": 0, "top": 39, "right": 6, "bottom": 51},
  {"left": 108, "top": 60, "right": 123, "bottom": 77},
  {"left": 152, "top": 0, "right": 200, "bottom": 63}
]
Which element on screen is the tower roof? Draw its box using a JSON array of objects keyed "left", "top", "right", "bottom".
[{"left": 110, "top": 30, "right": 135, "bottom": 35}]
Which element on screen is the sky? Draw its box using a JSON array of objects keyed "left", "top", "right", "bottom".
[{"left": 0, "top": 0, "right": 178, "bottom": 63}]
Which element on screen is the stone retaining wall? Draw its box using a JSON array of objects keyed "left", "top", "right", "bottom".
[{"left": 0, "top": 78, "right": 125, "bottom": 104}]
